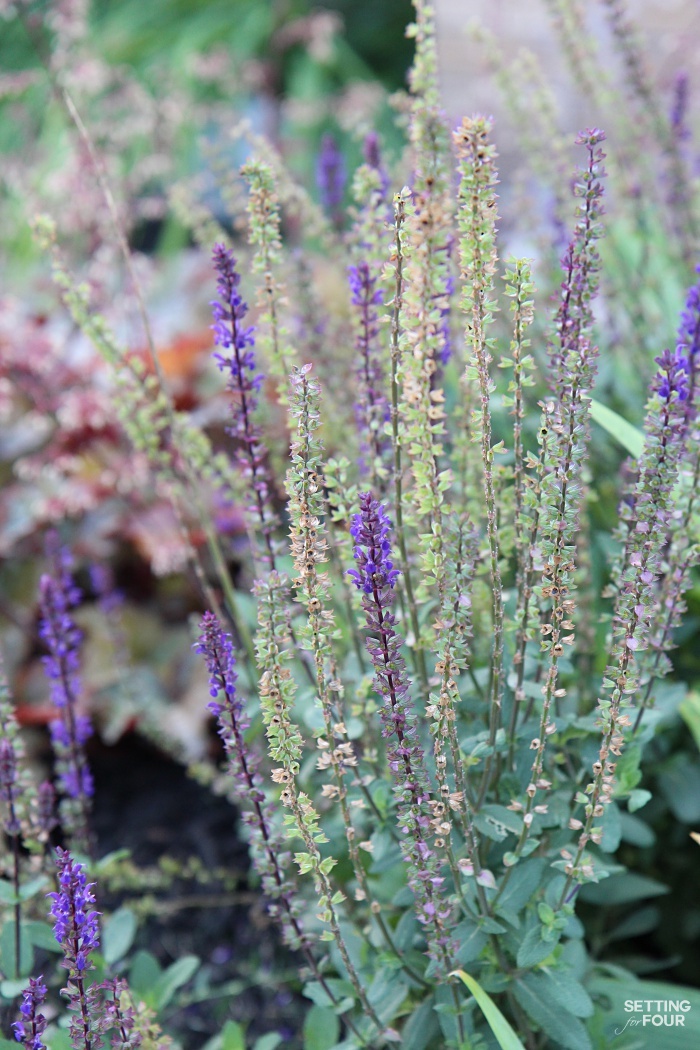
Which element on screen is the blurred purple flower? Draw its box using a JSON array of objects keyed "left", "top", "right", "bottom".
[
  {"left": 12, "top": 976, "right": 47, "bottom": 1050},
  {"left": 316, "top": 133, "right": 345, "bottom": 224}
]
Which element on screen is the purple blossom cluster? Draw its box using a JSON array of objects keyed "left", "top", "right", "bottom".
[
  {"left": 48, "top": 848, "right": 100, "bottom": 973},
  {"left": 12, "top": 977, "right": 47, "bottom": 1050},
  {"left": 348, "top": 495, "right": 452, "bottom": 951},
  {"left": 676, "top": 266, "right": 700, "bottom": 415},
  {"left": 348, "top": 493, "right": 400, "bottom": 595},
  {"left": 653, "top": 347, "right": 690, "bottom": 406},
  {"left": 211, "top": 245, "right": 277, "bottom": 564},
  {"left": 348, "top": 262, "right": 390, "bottom": 476},
  {"left": 38, "top": 546, "right": 94, "bottom": 809}
]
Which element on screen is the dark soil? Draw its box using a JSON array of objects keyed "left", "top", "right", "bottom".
[{"left": 90, "top": 733, "right": 306, "bottom": 1048}]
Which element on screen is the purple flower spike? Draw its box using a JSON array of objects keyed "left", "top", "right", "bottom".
[
  {"left": 48, "top": 848, "right": 100, "bottom": 973},
  {"left": 348, "top": 493, "right": 401, "bottom": 595},
  {"left": 653, "top": 347, "right": 690, "bottom": 406},
  {"left": 12, "top": 976, "right": 47, "bottom": 1050},
  {"left": 316, "top": 133, "right": 345, "bottom": 226},
  {"left": 363, "top": 131, "right": 390, "bottom": 198},
  {"left": 38, "top": 544, "right": 94, "bottom": 851},
  {"left": 348, "top": 264, "right": 390, "bottom": 476},
  {"left": 211, "top": 246, "right": 277, "bottom": 565},
  {"left": 348, "top": 493, "right": 453, "bottom": 965}
]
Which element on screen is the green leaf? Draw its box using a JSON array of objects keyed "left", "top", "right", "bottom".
[
  {"left": 303, "top": 1004, "right": 340, "bottom": 1050},
  {"left": 589, "top": 399, "right": 644, "bottom": 458},
  {"left": 0, "top": 881, "right": 16, "bottom": 905},
  {"left": 102, "top": 907, "right": 137, "bottom": 966},
  {"left": 680, "top": 691, "right": 700, "bottom": 751},
  {"left": 303, "top": 979, "right": 355, "bottom": 1014},
  {"left": 252, "top": 1035, "right": 283, "bottom": 1050},
  {"left": 150, "top": 954, "right": 199, "bottom": 1011},
  {"left": 516, "top": 924, "right": 559, "bottom": 969},
  {"left": 17, "top": 875, "right": 49, "bottom": 902},
  {"left": 26, "top": 921, "right": 62, "bottom": 953},
  {"left": 514, "top": 974, "right": 592, "bottom": 1050},
  {"left": 628, "top": 789, "right": 652, "bottom": 813},
  {"left": 454, "top": 921, "right": 488, "bottom": 965},
  {"left": 401, "top": 998, "right": 440, "bottom": 1050},
  {"left": 129, "top": 949, "right": 162, "bottom": 994},
  {"left": 44, "top": 1028, "right": 73, "bottom": 1050},
  {"left": 451, "top": 970, "right": 526, "bottom": 1050},
  {"left": 525, "top": 970, "right": 594, "bottom": 1020},
  {"left": 0, "top": 920, "right": 33, "bottom": 978},
  {"left": 220, "top": 1021, "right": 246, "bottom": 1050},
  {"left": 580, "top": 873, "right": 668, "bottom": 906}
]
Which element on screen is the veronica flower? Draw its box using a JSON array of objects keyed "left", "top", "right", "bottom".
[{"left": 12, "top": 976, "right": 47, "bottom": 1050}]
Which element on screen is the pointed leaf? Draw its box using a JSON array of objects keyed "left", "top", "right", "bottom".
[{"left": 451, "top": 970, "right": 527, "bottom": 1050}]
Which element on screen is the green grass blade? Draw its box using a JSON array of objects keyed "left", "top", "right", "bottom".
[
  {"left": 589, "top": 399, "right": 644, "bottom": 458},
  {"left": 451, "top": 970, "right": 526, "bottom": 1050}
]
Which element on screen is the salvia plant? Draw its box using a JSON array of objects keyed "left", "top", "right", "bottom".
[{"left": 1, "top": 1, "right": 700, "bottom": 1049}]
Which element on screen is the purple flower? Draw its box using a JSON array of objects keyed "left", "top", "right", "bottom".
[
  {"left": 38, "top": 545, "right": 94, "bottom": 825},
  {"left": 0, "top": 737, "right": 21, "bottom": 836},
  {"left": 211, "top": 245, "right": 277, "bottom": 564},
  {"left": 89, "top": 564, "right": 123, "bottom": 616},
  {"left": 348, "top": 494, "right": 400, "bottom": 594},
  {"left": 676, "top": 266, "right": 700, "bottom": 415},
  {"left": 12, "top": 976, "right": 47, "bottom": 1050},
  {"left": 36, "top": 780, "right": 58, "bottom": 838},
  {"left": 549, "top": 129, "right": 606, "bottom": 397},
  {"left": 348, "top": 263, "right": 390, "bottom": 476},
  {"left": 348, "top": 494, "right": 453, "bottom": 962},
  {"left": 362, "top": 131, "right": 390, "bottom": 198},
  {"left": 316, "top": 133, "right": 345, "bottom": 225},
  {"left": 47, "top": 848, "right": 100, "bottom": 973},
  {"left": 653, "top": 346, "right": 689, "bottom": 405}
]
